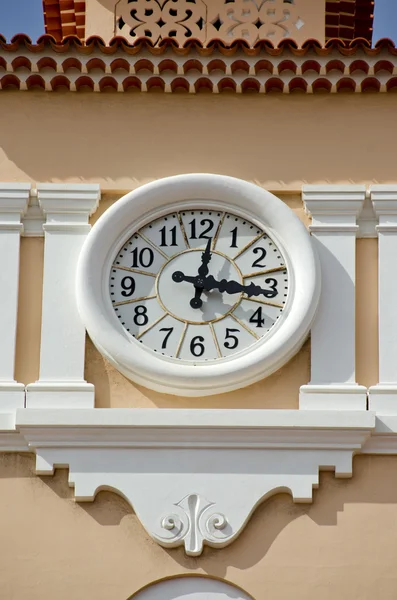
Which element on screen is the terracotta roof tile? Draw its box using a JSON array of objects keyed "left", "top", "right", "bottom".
[{"left": 1, "top": 35, "right": 397, "bottom": 95}]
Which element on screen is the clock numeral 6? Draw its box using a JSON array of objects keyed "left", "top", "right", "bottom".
[
  {"left": 121, "top": 276, "right": 135, "bottom": 297},
  {"left": 190, "top": 335, "right": 205, "bottom": 357},
  {"left": 224, "top": 328, "right": 239, "bottom": 349}
]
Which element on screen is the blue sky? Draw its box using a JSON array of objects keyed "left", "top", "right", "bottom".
[{"left": 0, "top": 0, "right": 396, "bottom": 44}]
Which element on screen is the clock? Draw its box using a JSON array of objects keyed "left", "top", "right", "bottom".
[{"left": 76, "top": 174, "right": 320, "bottom": 396}]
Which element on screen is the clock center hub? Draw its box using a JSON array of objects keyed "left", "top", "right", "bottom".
[{"left": 157, "top": 249, "right": 243, "bottom": 324}]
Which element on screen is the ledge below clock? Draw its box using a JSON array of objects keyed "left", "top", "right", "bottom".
[{"left": 0, "top": 408, "right": 378, "bottom": 556}]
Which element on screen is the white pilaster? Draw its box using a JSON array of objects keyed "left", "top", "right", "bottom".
[
  {"left": 26, "top": 184, "right": 100, "bottom": 409},
  {"left": 0, "top": 183, "right": 30, "bottom": 410},
  {"left": 300, "top": 185, "right": 367, "bottom": 410},
  {"left": 368, "top": 186, "right": 397, "bottom": 414}
]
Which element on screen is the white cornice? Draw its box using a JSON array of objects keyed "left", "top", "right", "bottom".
[{"left": 11, "top": 407, "right": 375, "bottom": 556}]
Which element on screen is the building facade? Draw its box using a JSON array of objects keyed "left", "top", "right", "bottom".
[{"left": 0, "top": 0, "right": 396, "bottom": 598}]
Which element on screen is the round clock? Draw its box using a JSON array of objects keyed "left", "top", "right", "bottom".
[{"left": 76, "top": 174, "right": 320, "bottom": 396}]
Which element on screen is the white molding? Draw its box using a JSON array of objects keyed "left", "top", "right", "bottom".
[
  {"left": 357, "top": 196, "right": 377, "bottom": 238},
  {"left": 22, "top": 189, "right": 44, "bottom": 237},
  {"left": 15, "top": 408, "right": 375, "bottom": 556},
  {"left": 0, "top": 183, "right": 30, "bottom": 411},
  {"left": 368, "top": 185, "right": 397, "bottom": 414},
  {"left": 300, "top": 185, "right": 367, "bottom": 410},
  {"left": 26, "top": 184, "right": 100, "bottom": 409},
  {"left": 76, "top": 174, "right": 321, "bottom": 397}
]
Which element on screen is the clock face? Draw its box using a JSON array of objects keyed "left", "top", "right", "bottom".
[{"left": 109, "top": 210, "right": 289, "bottom": 362}]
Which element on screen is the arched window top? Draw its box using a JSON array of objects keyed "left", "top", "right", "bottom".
[{"left": 129, "top": 576, "right": 254, "bottom": 600}]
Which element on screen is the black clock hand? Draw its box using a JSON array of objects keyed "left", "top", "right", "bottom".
[
  {"left": 190, "top": 238, "right": 212, "bottom": 309},
  {"left": 198, "top": 237, "right": 212, "bottom": 278},
  {"left": 172, "top": 272, "right": 278, "bottom": 299}
]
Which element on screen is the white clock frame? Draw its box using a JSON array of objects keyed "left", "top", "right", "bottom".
[{"left": 76, "top": 174, "right": 321, "bottom": 396}]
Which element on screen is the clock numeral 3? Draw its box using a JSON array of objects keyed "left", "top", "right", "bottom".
[
  {"left": 131, "top": 247, "right": 154, "bottom": 268},
  {"left": 224, "top": 328, "right": 239, "bottom": 349},
  {"left": 133, "top": 305, "right": 149, "bottom": 326},
  {"left": 190, "top": 335, "right": 205, "bottom": 357},
  {"left": 120, "top": 276, "right": 135, "bottom": 297},
  {"left": 264, "top": 278, "right": 278, "bottom": 298}
]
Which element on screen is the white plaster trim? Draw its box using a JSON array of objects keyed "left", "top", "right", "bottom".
[
  {"left": 26, "top": 184, "right": 101, "bottom": 409},
  {"left": 15, "top": 408, "right": 374, "bottom": 556},
  {"left": 0, "top": 183, "right": 30, "bottom": 410},
  {"left": 357, "top": 196, "right": 377, "bottom": 238},
  {"left": 368, "top": 185, "right": 397, "bottom": 416},
  {"left": 77, "top": 174, "right": 321, "bottom": 397},
  {"left": 22, "top": 188, "right": 45, "bottom": 237},
  {"left": 300, "top": 185, "right": 366, "bottom": 410}
]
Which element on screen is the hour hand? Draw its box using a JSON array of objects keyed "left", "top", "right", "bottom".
[{"left": 198, "top": 237, "right": 212, "bottom": 278}]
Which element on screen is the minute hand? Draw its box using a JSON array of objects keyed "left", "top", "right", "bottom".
[
  {"left": 172, "top": 271, "right": 278, "bottom": 299},
  {"left": 202, "top": 275, "right": 278, "bottom": 299}
]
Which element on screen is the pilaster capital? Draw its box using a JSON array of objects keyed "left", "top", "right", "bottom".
[
  {"left": 37, "top": 183, "right": 100, "bottom": 232},
  {"left": 370, "top": 185, "right": 397, "bottom": 217},
  {"left": 0, "top": 183, "right": 31, "bottom": 230},
  {"left": 303, "top": 185, "right": 366, "bottom": 233}
]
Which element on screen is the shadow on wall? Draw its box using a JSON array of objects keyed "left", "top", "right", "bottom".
[{"left": 27, "top": 454, "right": 397, "bottom": 579}]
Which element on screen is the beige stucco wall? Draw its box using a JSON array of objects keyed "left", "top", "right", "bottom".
[
  {"left": 0, "top": 81, "right": 394, "bottom": 599},
  {"left": 86, "top": 0, "right": 326, "bottom": 46},
  {"left": 1, "top": 92, "right": 396, "bottom": 192},
  {"left": 4, "top": 91, "right": 389, "bottom": 406},
  {"left": 0, "top": 452, "right": 396, "bottom": 599}
]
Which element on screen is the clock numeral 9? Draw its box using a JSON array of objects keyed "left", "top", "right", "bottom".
[
  {"left": 133, "top": 305, "right": 149, "bottom": 326},
  {"left": 224, "top": 328, "right": 239, "bottom": 349},
  {"left": 190, "top": 336, "right": 205, "bottom": 357},
  {"left": 189, "top": 219, "right": 214, "bottom": 240},
  {"left": 120, "top": 276, "right": 135, "bottom": 297},
  {"left": 131, "top": 247, "right": 154, "bottom": 269}
]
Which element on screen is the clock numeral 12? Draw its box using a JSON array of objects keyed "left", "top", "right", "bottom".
[{"left": 189, "top": 219, "right": 214, "bottom": 240}]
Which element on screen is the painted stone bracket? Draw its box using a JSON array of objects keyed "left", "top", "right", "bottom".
[{"left": 16, "top": 408, "right": 375, "bottom": 557}]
